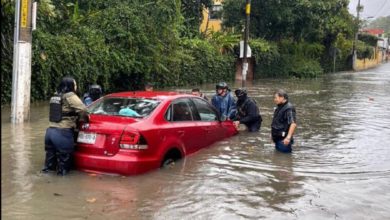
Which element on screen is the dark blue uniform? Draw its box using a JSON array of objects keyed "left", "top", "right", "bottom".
[
  {"left": 43, "top": 92, "right": 87, "bottom": 175},
  {"left": 236, "top": 97, "right": 262, "bottom": 132},
  {"left": 271, "top": 102, "right": 296, "bottom": 153}
]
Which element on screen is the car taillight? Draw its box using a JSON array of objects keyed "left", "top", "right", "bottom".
[{"left": 119, "top": 131, "right": 148, "bottom": 150}]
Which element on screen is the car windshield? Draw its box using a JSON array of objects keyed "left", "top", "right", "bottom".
[{"left": 88, "top": 97, "right": 160, "bottom": 118}]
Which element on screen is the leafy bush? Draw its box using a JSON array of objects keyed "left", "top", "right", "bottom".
[
  {"left": 356, "top": 42, "right": 375, "bottom": 59},
  {"left": 288, "top": 57, "right": 323, "bottom": 78},
  {"left": 178, "top": 38, "right": 235, "bottom": 85},
  {"left": 279, "top": 40, "right": 324, "bottom": 60},
  {"left": 250, "top": 39, "right": 324, "bottom": 78},
  {"left": 358, "top": 34, "right": 379, "bottom": 47},
  {"left": 320, "top": 34, "right": 354, "bottom": 72},
  {"left": 1, "top": 0, "right": 236, "bottom": 105},
  {"left": 1, "top": 0, "right": 14, "bottom": 105}
]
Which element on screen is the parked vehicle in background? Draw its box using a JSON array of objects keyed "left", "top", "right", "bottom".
[{"left": 74, "top": 91, "right": 238, "bottom": 175}]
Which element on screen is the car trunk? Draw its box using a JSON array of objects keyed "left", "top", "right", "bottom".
[{"left": 76, "top": 114, "right": 140, "bottom": 156}]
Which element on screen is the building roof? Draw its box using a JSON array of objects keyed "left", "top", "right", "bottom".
[{"left": 362, "top": 29, "right": 385, "bottom": 35}]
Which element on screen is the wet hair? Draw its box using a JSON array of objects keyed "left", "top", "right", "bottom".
[
  {"left": 275, "top": 89, "right": 289, "bottom": 100},
  {"left": 192, "top": 88, "right": 200, "bottom": 92},
  {"left": 57, "top": 76, "right": 76, "bottom": 94}
]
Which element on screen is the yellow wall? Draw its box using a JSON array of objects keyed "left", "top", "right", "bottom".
[
  {"left": 200, "top": 0, "right": 223, "bottom": 33},
  {"left": 355, "top": 49, "right": 384, "bottom": 71}
]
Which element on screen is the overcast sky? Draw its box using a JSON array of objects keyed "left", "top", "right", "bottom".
[{"left": 349, "top": 0, "right": 390, "bottom": 19}]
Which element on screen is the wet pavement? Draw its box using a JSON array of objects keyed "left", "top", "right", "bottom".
[{"left": 2, "top": 63, "right": 390, "bottom": 219}]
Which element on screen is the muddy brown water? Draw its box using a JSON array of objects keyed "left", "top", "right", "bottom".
[{"left": 2, "top": 63, "right": 390, "bottom": 220}]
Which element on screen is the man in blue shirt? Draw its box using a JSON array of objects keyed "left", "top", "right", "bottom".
[{"left": 211, "top": 82, "right": 237, "bottom": 121}]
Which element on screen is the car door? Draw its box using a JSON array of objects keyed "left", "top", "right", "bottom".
[
  {"left": 190, "top": 97, "right": 225, "bottom": 146},
  {"left": 163, "top": 98, "right": 206, "bottom": 154}
]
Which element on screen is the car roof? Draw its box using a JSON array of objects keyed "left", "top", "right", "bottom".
[{"left": 104, "top": 91, "right": 193, "bottom": 100}]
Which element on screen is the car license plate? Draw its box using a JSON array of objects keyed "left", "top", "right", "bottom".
[{"left": 77, "top": 131, "right": 97, "bottom": 144}]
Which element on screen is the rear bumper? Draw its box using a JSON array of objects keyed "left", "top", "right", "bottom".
[{"left": 74, "top": 151, "right": 160, "bottom": 175}]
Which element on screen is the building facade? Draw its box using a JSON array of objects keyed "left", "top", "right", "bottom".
[{"left": 200, "top": 0, "right": 223, "bottom": 33}]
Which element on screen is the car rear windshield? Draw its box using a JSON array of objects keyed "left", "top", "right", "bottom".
[{"left": 88, "top": 97, "right": 160, "bottom": 117}]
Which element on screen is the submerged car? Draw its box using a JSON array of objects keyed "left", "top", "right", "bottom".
[{"left": 74, "top": 91, "right": 238, "bottom": 175}]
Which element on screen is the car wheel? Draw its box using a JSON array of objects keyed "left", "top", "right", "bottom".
[
  {"left": 162, "top": 158, "right": 175, "bottom": 168},
  {"left": 161, "top": 148, "right": 182, "bottom": 168}
]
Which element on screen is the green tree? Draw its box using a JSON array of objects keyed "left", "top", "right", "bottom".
[
  {"left": 222, "top": 0, "right": 354, "bottom": 45},
  {"left": 180, "top": 0, "right": 212, "bottom": 37},
  {"left": 1, "top": 0, "right": 235, "bottom": 104},
  {"left": 1, "top": 0, "right": 14, "bottom": 104}
]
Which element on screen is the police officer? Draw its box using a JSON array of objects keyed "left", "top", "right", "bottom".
[
  {"left": 42, "top": 76, "right": 88, "bottom": 175},
  {"left": 211, "top": 82, "right": 237, "bottom": 120},
  {"left": 271, "top": 89, "right": 297, "bottom": 153},
  {"left": 83, "top": 84, "right": 103, "bottom": 106},
  {"left": 233, "top": 88, "right": 262, "bottom": 132}
]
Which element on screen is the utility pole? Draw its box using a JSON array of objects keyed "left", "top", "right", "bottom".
[
  {"left": 11, "top": 0, "right": 35, "bottom": 123},
  {"left": 242, "top": 0, "right": 251, "bottom": 88},
  {"left": 352, "top": 0, "right": 361, "bottom": 70}
]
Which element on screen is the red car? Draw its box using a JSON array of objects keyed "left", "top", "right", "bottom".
[{"left": 74, "top": 91, "right": 238, "bottom": 175}]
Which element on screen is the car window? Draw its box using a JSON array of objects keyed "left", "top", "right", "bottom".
[
  {"left": 165, "top": 99, "right": 194, "bottom": 122},
  {"left": 88, "top": 97, "right": 160, "bottom": 117},
  {"left": 191, "top": 98, "right": 219, "bottom": 121},
  {"left": 187, "top": 99, "right": 201, "bottom": 121}
]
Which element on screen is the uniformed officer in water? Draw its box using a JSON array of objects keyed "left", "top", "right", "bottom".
[
  {"left": 42, "top": 76, "right": 88, "bottom": 175},
  {"left": 271, "top": 89, "right": 297, "bottom": 153},
  {"left": 233, "top": 88, "right": 262, "bottom": 132}
]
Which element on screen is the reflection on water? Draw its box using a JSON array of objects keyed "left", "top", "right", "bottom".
[{"left": 2, "top": 63, "right": 390, "bottom": 219}]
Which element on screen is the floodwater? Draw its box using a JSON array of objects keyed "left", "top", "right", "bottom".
[{"left": 2, "top": 63, "right": 390, "bottom": 220}]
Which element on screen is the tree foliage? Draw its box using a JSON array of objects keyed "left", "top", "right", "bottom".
[
  {"left": 222, "top": 0, "right": 354, "bottom": 45},
  {"left": 221, "top": 0, "right": 356, "bottom": 76},
  {"left": 1, "top": 0, "right": 14, "bottom": 104},
  {"left": 1, "top": 0, "right": 233, "bottom": 104},
  {"left": 180, "top": 0, "right": 212, "bottom": 37},
  {"left": 0, "top": 0, "right": 366, "bottom": 104}
]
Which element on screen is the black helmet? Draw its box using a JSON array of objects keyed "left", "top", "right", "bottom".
[
  {"left": 89, "top": 84, "right": 102, "bottom": 94},
  {"left": 235, "top": 88, "right": 247, "bottom": 97},
  {"left": 90, "top": 84, "right": 101, "bottom": 90},
  {"left": 216, "top": 82, "right": 228, "bottom": 90},
  {"left": 89, "top": 84, "right": 103, "bottom": 101}
]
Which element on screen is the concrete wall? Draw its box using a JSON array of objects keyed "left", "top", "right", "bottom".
[
  {"left": 235, "top": 58, "right": 255, "bottom": 81},
  {"left": 355, "top": 48, "right": 385, "bottom": 71}
]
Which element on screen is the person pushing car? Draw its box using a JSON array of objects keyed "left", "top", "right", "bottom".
[{"left": 233, "top": 88, "right": 262, "bottom": 132}]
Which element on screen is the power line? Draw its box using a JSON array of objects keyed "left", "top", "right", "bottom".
[{"left": 370, "top": 0, "right": 388, "bottom": 18}]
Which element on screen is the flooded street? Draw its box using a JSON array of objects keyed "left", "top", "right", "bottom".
[{"left": 2, "top": 63, "right": 390, "bottom": 220}]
